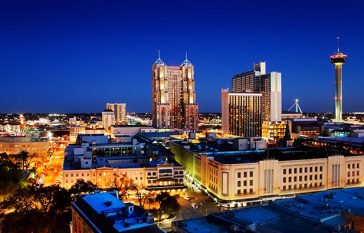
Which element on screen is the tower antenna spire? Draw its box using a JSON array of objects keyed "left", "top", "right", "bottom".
[
  {"left": 337, "top": 36, "right": 340, "bottom": 53},
  {"left": 288, "top": 98, "right": 303, "bottom": 113},
  {"left": 158, "top": 50, "right": 161, "bottom": 59},
  {"left": 185, "top": 51, "right": 188, "bottom": 60}
]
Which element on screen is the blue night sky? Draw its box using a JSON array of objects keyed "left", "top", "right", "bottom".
[{"left": 0, "top": 0, "right": 363, "bottom": 113}]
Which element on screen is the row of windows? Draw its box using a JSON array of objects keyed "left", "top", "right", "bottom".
[
  {"left": 210, "top": 167, "right": 217, "bottom": 176},
  {"left": 65, "top": 173, "right": 90, "bottom": 178},
  {"left": 283, "top": 174, "right": 323, "bottom": 183},
  {"left": 346, "top": 178, "right": 360, "bottom": 184},
  {"left": 210, "top": 175, "right": 217, "bottom": 184},
  {"left": 209, "top": 184, "right": 218, "bottom": 193},
  {"left": 65, "top": 178, "right": 90, "bottom": 184},
  {"left": 347, "top": 163, "right": 360, "bottom": 169},
  {"left": 283, "top": 166, "right": 323, "bottom": 175},
  {"left": 282, "top": 182, "right": 324, "bottom": 191},
  {"left": 347, "top": 171, "right": 360, "bottom": 177},
  {"left": 237, "top": 171, "right": 254, "bottom": 178},
  {"left": 237, "top": 188, "right": 254, "bottom": 195},
  {"left": 147, "top": 172, "right": 157, "bottom": 176},
  {"left": 237, "top": 180, "right": 253, "bottom": 187}
]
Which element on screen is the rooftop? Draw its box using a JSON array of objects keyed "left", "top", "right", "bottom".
[
  {"left": 173, "top": 140, "right": 361, "bottom": 164},
  {"left": 72, "top": 191, "right": 162, "bottom": 233},
  {"left": 174, "top": 187, "right": 364, "bottom": 233},
  {"left": 274, "top": 187, "right": 364, "bottom": 221},
  {"left": 82, "top": 192, "right": 126, "bottom": 214}
]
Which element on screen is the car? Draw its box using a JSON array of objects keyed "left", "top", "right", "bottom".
[{"left": 191, "top": 203, "right": 199, "bottom": 209}]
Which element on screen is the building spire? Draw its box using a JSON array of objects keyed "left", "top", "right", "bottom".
[
  {"left": 181, "top": 51, "right": 192, "bottom": 66},
  {"left": 337, "top": 36, "right": 340, "bottom": 53},
  {"left": 154, "top": 50, "right": 165, "bottom": 65}
]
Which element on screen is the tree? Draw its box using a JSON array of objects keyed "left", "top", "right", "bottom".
[
  {"left": 1, "top": 185, "right": 72, "bottom": 233},
  {"left": 15, "top": 151, "right": 29, "bottom": 171},
  {"left": 0, "top": 188, "right": 36, "bottom": 214},
  {"left": 1, "top": 209, "right": 51, "bottom": 233},
  {"left": 69, "top": 179, "right": 97, "bottom": 200},
  {"left": 131, "top": 183, "right": 154, "bottom": 208},
  {"left": 113, "top": 173, "right": 135, "bottom": 199},
  {"left": 156, "top": 192, "right": 180, "bottom": 215}
]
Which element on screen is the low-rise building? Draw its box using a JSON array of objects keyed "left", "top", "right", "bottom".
[
  {"left": 172, "top": 187, "right": 364, "bottom": 233},
  {"left": 290, "top": 118, "right": 324, "bottom": 138},
  {"left": 0, "top": 122, "right": 21, "bottom": 133},
  {"left": 63, "top": 134, "right": 186, "bottom": 193},
  {"left": 71, "top": 191, "right": 163, "bottom": 233},
  {"left": 262, "top": 121, "right": 287, "bottom": 141},
  {"left": 0, "top": 136, "right": 49, "bottom": 157},
  {"left": 171, "top": 140, "right": 364, "bottom": 205}
]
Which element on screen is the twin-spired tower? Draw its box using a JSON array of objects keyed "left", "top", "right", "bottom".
[{"left": 330, "top": 39, "right": 347, "bottom": 122}]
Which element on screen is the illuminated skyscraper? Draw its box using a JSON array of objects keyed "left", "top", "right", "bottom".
[
  {"left": 106, "top": 103, "right": 127, "bottom": 125},
  {"left": 232, "top": 62, "right": 281, "bottom": 122},
  {"left": 330, "top": 40, "right": 347, "bottom": 122},
  {"left": 221, "top": 89, "right": 262, "bottom": 137},
  {"left": 152, "top": 52, "right": 198, "bottom": 130}
]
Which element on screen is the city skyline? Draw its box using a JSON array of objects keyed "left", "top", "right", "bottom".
[{"left": 1, "top": 0, "right": 364, "bottom": 113}]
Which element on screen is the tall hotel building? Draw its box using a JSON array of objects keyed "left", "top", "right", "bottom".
[
  {"left": 232, "top": 62, "right": 282, "bottom": 123},
  {"left": 152, "top": 53, "right": 198, "bottom": 130},
  {"left": 221, "top": 89, "right": 262, "bottom": 137},
  {"left": 106, "top": 103, "right": 127, "bottom": 125},
  {"left": 224, "top": 62, "right": 283, "bottom": 139}
]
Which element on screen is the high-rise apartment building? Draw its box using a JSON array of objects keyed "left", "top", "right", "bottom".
[
  {"left": 102, "top": 109, "right": 115, "bottom": 131},
  {"left": 232, "top": 62, "right": 282, "bottom": 122},
  {"left": 222, "top": 89, "right": 262, "bottom": 137},
  {"left": 106, "top": 103, "right": 127, "bottom": 125},
  {"left": 152, "top": 53, "right": 198, "bottom": 130}
]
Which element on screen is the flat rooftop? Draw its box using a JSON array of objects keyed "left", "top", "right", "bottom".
[
  {"left": 174, "top": 205, "right": 334, "bottom": 233},
  {"left": 212, "top": 148, "right": 340, "bottom": 164},
  {"left": 173, "top": 216, "right": 229, "bottom": 233},
  {"left": 83, "top": 192, "right": 125, "bottom": 214},
  {"left": 174, "top": 187, "right": 364, "bottom": 233},
  {"left": 274, "top": 187, "right": 364, "bottom": 222},
  {"left": 173, "top": 140, "right": 364, "bottom": 163}
]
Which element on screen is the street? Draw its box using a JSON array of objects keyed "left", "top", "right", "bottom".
[
  {"left": 157, "top": 188, "right": 220, "bottom": 232},
  {"left": 41, "top": 149, "right": 64, "bottom": 187}
]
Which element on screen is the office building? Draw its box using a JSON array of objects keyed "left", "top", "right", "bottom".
[
  {"left": 232, "top": 62, "right": 282, "bottom": 122},
  {"left": 102, "top": 109, "right": 115, "bottom": 131},
  {"left": 71, "top": 191, "right": 162, "bottom": 233},
  {"left": 171, "top": 140, "right": 364, "bottom": 204},
  {"left": 152, "top": 53, "right": 198, "bottom": 130},
  {"left": 221, "top": 88, "right": 262, "bottom": 137},
  {"left": 107, "top": 103, "right": 127, "bottom": 125}
]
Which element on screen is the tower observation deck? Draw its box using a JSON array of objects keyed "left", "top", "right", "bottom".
[{"left": 330, "top": 39, "right": 347, "bottom": 122}]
